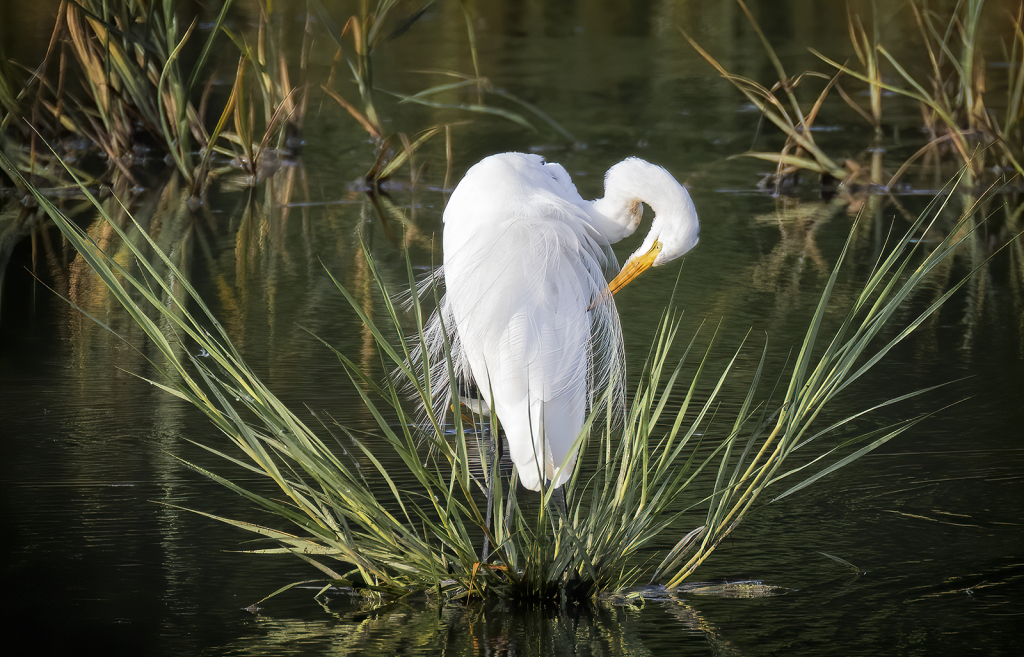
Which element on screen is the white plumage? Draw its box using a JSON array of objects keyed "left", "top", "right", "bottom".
[{"left": 418, "top": 153, "right": 699, "bottom": 491}]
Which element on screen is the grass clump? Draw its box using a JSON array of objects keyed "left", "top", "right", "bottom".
[
  {"left": 0, "top": 1, "right": 573, "bottom": 203},
  {"left": 687, "top": 0, "right": 1023, "bottom": 195},
  {"left": 0, "top": 142, "right": 1005, "bottom": 605},
  {"left": 0, "top": 0, "right": 302, "bottom": 196}
]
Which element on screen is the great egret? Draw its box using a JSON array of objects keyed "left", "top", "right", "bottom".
[{"left": 418, "top": 152, "right": 699, "bottom": 493}]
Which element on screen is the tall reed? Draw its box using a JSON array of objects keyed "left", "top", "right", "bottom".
[{"left": 688, "top": 0, "right": 1023, "bottom": 193}]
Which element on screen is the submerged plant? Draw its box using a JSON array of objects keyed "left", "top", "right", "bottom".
[{"left": 0, "top": 143, "right": 1006, "bottom": 602}]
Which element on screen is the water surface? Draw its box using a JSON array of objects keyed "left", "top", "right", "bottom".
[{"left": 1, "top": 2, "right": 1021, "bottom": 655}]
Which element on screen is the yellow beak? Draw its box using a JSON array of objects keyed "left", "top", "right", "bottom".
[{"left": 608, "top": 241, "right": 662, "bottom": 295}]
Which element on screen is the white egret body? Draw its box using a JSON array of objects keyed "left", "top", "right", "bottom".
[{"left": 425, "top": 153, "right": 698, "bottom": 491}]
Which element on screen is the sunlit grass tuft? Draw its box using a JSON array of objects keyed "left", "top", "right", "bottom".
[{"left": 0, "top": 144, "right": 1006, "bottom": 604}]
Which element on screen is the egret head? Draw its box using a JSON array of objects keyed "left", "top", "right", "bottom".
[{"left": 597, "top": 158, "right": 699, "bottom": 294}]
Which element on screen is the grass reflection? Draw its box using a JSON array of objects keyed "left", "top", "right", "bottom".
[{"left": 221, "top": 591, "right": 735, "bottom": 656}]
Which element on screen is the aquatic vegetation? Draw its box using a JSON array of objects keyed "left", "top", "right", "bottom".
[
  {"left": 687, "top": 0, "right": 1023, "bottom": 194},
  {"left": 1, "top": 143, "right": 1007, "bottom": 603},
  {"left": 0, "top": 1, "right": 568, "bottom": 198}
]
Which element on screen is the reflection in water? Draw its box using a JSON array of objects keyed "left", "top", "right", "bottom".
[
  {"left": 748, "top": 198, "right": 836, "bottom": 324},
  {"left": 740, "top": 188, "right": 1024, "bottom": 366},
  {"left": 217, "top": 593, "right": 742, "bottom": 656}
]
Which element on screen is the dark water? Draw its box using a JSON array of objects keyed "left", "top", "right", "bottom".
[{"left": 2, "top": 2, "right": 1022, "bottom": 655}]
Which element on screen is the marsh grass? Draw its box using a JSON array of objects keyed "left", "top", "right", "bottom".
[
  {"left": 688, "top": 0, "right": 1023, "bottom": 194},
  {"left": 0, "top": 140, "right": 1007, "bottom": 604},
  {"left": 315, "top": 0, "right": 574, "bottom": 190},
  {"left": 0, "top": 0, "right": 253, "bottom": 190},
  {"left": 682, "top": 1, "right": 848, "bottom": 187},
  {"left": 0, "top": 0, "right": 573, "bottom": 218},
  {"left": 816, "top": 0, "right": 1024, "bottom": 187}
]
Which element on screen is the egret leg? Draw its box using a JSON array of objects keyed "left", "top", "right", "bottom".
[
  {"left": 545, "top": 487, "right": 569, "bottom": 540},
  {"left": 552, "top": 486, "right": 568, "bottom": 519},
  {"left": 480, "top": 427, "right": 504, "bottom": 563},
  {"left": 503, "top": 480, "right": 515, "bottom": 533}
]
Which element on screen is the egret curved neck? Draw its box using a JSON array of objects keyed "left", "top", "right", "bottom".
[{"left": 589, "top": 158, "right": 692, "bottom": 244}]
